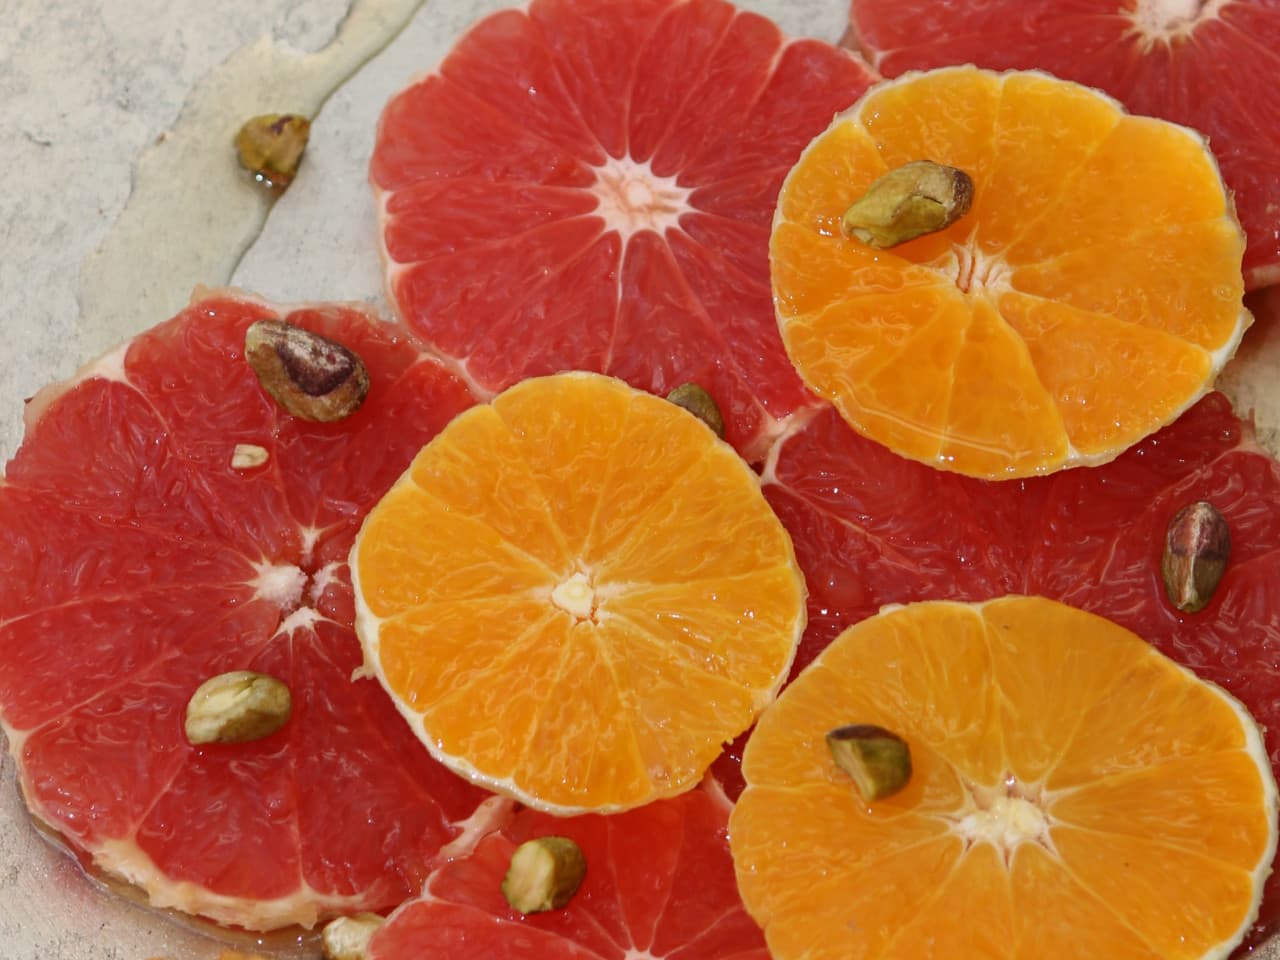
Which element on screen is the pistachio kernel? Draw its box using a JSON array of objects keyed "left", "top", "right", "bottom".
[
  {"left": 1162, "top": 500, "right": 1231, "bottom": 614},
  {"left": 826, "top": 723, "right": 913, "bottom": 801},
  {"left": 321, "top": 912, "right": 385, "bottom": 960},
  {"left": 245, "top": 318, "right": 370, "bottom": 422},
  {"left": 501, "top": 836, "right": 587, "bottom": 914},
  {"left": 234, "top": 113, "right": 311, "bottom": 190},
  {"left": 231, "top": 443, "right": 270, "bottom": 470},
  {"left": 842, "top": 160, "right": 974, "bottom": 249},
  {"left": 185, "top": 671, "right": 292, "bottom": 745},
  {"left": 666, "top": 383, "right": 725, "bottom": 439}
]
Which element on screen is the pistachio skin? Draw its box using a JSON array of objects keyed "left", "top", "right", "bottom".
[
  {"left": 244, "top": 318, "right": 370, "bottom": 422},
  {"left": 826, "top": 723, "right": 913, "bottom": 801},
  {"left": 1162, "top": 500, "right": 1231, "bottom": 614}
]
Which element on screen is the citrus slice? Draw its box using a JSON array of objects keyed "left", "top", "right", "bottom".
[
  {"left": 730, "top": 596, "right": 1278, "bottom": 960},
  {"left": 350, "top": 371, "right": 806, "bottom": 814},
  {"left": 844, "top": 0, "right": 1280, "bottom": 290},
  {"left": 751, "top": 391, "right": 1280, "bottom": 940},
  {"left": 772, "top": 65, "right": 1250, "bottom": 479},
  {"left": 370, "top": 0, "right": 878, "bottom": 460},
  {"left": 0, "top": 293, "right": 497, "bottom": 930},
  {"left": 368, "top": 789, "right": 767, "bottom": 959}
]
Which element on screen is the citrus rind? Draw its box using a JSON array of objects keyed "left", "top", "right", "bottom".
[
  {"left": 772, "top": 65, "right": 1252, "bottom": 480},
  {"left": 351, "top": 371, "right": 807, "bottom": 815}
]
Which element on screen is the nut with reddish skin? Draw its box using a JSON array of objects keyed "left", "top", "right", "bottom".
[
  {"left": 244, "top": 318, "right": 369, "bottom": 422},
  {"left": 1162, "top": 500, "right": 1231, "bottom": 614},
  {"left": 235, "top": 113, "right": 311, "bottom": 190}
]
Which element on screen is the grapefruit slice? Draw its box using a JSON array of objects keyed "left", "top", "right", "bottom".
[
  {"left": 0, "top": 293, "right": 498, "bottom": 930},
  {"left": 351, "top": 371, "right": 806, "bottom": 814},
  {"left": 368, "top": 789, "right": 767, "bottom": 960},
  {"left": 843, "top": 0, "right": 1280, "bottom": 290},
  {"left": 756, "top": 390, "right": 1280, "bottom": 942},
  {"left": 772, "top": 65, "right": 1250, "bottom": 479},
  {"left": 731, "top": 597, "right": 1278, "bottom": 960},
  {"left": 369, "top": 0, "right": 878, "bottom": 460}
]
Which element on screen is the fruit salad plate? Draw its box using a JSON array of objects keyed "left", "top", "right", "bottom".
[{"left": 2, "top": 0, "right": 1279, "bottom": 958}]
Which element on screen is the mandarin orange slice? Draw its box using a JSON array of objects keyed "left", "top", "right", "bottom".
[
  {"left": 730, "top": 596, "right": 1278, "bottom": 960},
  {"left": 351, "top": 371, "right": 806, "bottom": 814},
  {"left": 772, "top": 66, "right": 1251, "bottom": 479}
]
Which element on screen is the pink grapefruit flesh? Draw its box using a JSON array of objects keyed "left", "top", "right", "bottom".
[
  {"left": 370, "top": 0, "right": 879, "bottom": 460},
  {"left": 0, "top": 293, "right": 496, "bottom": 931},
  {"left": 844, "top": 0, "right": 1280, "bottom": 289},
  {"left": 368, "top": 789, "right": 767, "bottom": 960},
  {"left": 753, "top": 390, "right": 1280, "bottom": 945}
]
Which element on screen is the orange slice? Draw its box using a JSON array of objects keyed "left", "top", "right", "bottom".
[
  {"left": 351, "top": 372, "right": 806, "bottom": 814},
  {"left": 730, "top": 596, "right": 1278, "bottom": 960},
  {"left": 772, "top": 66, "right": 1251, "bottom": 479}
]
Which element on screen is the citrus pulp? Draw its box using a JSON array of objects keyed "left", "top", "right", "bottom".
[
  {"left": 732, "top": 597, "right": 1278, "bottom": 960},
  {"left": 756, "top": 389, "right": 1280, "bottom": 942},
  {"left": 844, "top": 0, "right": 1280, "bottom": 289},
  {"left": 368, "top": 789, "right": 767, "bottom": 959},
  {"left": 773, "top": 65, "right": 1250, "bottom": 478},
  {"left": 0, "top": 293, "right": 494, "bottom": 930},
  {"left": 351, "top": 371, "right": 806, "bottom": 814},
  {"left": 370, "top": 0, "right": 878, "bottom": 460}
]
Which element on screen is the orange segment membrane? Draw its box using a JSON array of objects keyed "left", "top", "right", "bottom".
[
  {"left": 731, "top": 598, "right": 1276, "bottom": 960},
  {"left": 776, "top": 119, "right": 888, "bottom": 234},
  {"left": 772, "top": 66, "right": 1248, "bottom": 478},
  {"left": 935, "top": 299, "right": 1067, "bottom": 476},
  {"left": 1005, "top": 115, "right": 1231, "bottom": 266},
  {"left": 355, "top": 372, "right": 805, "bottom": 813},
  {"left": 998, "top": 292, "right": 1212, "bottom": 459},
  {"left": 1010, "top": 218, "right": 1247, "bottom": 351},
  {"left": 975, "top": 72, "right": 1121, "bottom": 254}
]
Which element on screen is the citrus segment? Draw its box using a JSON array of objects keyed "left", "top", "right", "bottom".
[
  {"left": 1002, "top": 115, "right": 1236, "bottom": 265},
  {"left": 371, "top": 0, "right": 878, "bottom": 459},
  {"left": 750, "top": 392, "right": 1280, "bottom": 934},
  {"left": 0, "top": 293, "right": 496, "bottom": 929},
  {"left": 974, "top": 71, "right": 1122, "bottom": 252},
  {"left": 352, "top": 372, "right": 804, "bottom": 813},
  {"left": 367, "top": 790, "right": 768, "bottom": 960},
  {"left": 731, "top": 597, "right": 1278, "bottom": 960},
  {"left": 772, "top": 66, "right": 1250, "bottom": 478},
  {"left": 845, "top": 0, "right": 1280, "bottom": 288},
  {"left": 997, "top": 293, "right": 1212, "bottom": 458},
  {"left": 1008, "top": 220, "right": 1247, "bottom": 351},
  {"left": 1010, "top": 844, "right": 1161, "bottom": 959}
]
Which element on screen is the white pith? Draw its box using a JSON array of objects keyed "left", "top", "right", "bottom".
[
  {"left": 945, "top": 781, "right": 1055, "bottom": 860},
  {"left": 772, "top": 65, "right": 1252, "bottom": 478},
  {"left": 550, "top": 571, "right": 597, "bottom": 622},
  {"left": 248, "top": 559, "right": 308, "bottom": 610},
  {"left": 1125, "top": 0, "right": 1233, "bottom": 50},
  {"left": 734, "top": 598, "right": 1280, "bottom": 960},
  {"left": 589, "top": 155, "right": 693, "bottom": 241},
  {"left": 348, "top": 372, "right": 809, "bottom": 817}
]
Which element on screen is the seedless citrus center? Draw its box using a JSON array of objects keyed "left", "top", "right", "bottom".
[
  {"left": 351, "top": 372, "right": 806, "bottom": 814},
  {"left": 947, "top": 779, "right": 1054, "bottom": 863},
  {"left": 731, "top": 598, "right": 1278, "bottom": 960},
  {"left": 1126, "top": 0, "right": 1232, "bottom": 50},
  {"left": 550, "top": 571, "right": 598, "bottom": 623},
  {"left": 590, "top": 156, "right": 693, "bottom": 239}
]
